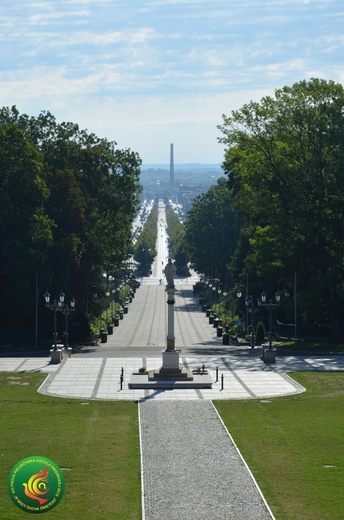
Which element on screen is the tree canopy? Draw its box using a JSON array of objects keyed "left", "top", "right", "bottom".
[
  {"left": 184, "top": 177, "right": 240, "bottom": 282},
  {"left": 218, "top": 78, "right": 344, "bottom": 338},
  {"left": 133, "top": 206, "right": 158, "bottom": 276},
  {"left": 0, "top": 106, "right": 141, "bottom": 340},
  {"left": 165, "top": 208, "right": 188, "bottom": 275}
]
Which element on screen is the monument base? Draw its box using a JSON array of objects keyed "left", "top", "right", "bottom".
[
  {"left": 128, "top": 372, "right": 213, "bottom": 389},
  {"left": 149, "top": 367, "right": 194, "bottom": 381},
  {"left": 128, "top": 348, "right": 213, "bottom": 389},
  {"left": 263, "top": 347, "right": 276, "bottom": 363},
  {"left": 50, "top": 347, "right": 63, "bottom": 364},
  {"left": 162, "top": 349, "right": 179, "bottom": 369},
  {"left": 149, "top": 349, "right": 194, "bottom": 380}
]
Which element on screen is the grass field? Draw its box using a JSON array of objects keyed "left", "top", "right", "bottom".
[
  {"left": 215, "top": 371, "right": 344, "bottom": 520},
  {"left": 1, "top": 371, "right": 343, "bottom": 519},
  {"left": 0, "top": 372, "right": 141, "bottom": 520}
]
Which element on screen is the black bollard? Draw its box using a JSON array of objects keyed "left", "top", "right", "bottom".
[
  {"left": 221, "top": 373, "right": 224, "bottom": 390},
  {"left": 215, "top": 367, "right": 219, "bottom": 383}
]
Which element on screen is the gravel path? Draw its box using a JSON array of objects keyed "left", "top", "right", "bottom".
[{"left": 139, "top": 401, "right": 274, "bottom": 520}]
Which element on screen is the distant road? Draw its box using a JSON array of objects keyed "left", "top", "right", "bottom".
[
  {"left": 72, "top": 201, "right": 232, "bottom": 359},
  {"left": 74, "top": 281, "right": 233, "bottom": 359}
]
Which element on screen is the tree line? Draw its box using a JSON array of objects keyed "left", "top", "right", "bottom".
[
  {"left": 184, "top": 79, "right": 344, "bottom": 340},
  {"left": 133, "top": 206, "right": 158, "bottom": 276},
  {"left": 165, "top": 208, "right": 189, "bottom": 276},
  {"left": 0, "top": 106, "right": 141, "bottom": 344}
]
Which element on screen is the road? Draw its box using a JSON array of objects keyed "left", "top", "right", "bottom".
[{"left": 73, "top": 199, "right": 230, "bottom": 358}]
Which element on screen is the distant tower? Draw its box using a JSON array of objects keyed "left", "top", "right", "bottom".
[{"left": 169, "top": 143, "right": 174, "bottom": 186}]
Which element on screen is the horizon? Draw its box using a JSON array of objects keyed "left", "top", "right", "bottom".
[{"left": 141, "top": 162, "right": 222, "bottom": 168}]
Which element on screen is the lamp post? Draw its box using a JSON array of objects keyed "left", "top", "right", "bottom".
[
  {"left": 222, "top": 287, "right": 228, "bottom": 326},
  {"left": 244, "top": 295, "right": 256, "bottom": 349},
  {"left": 257, "top": 291, "right": 281, "bottom": 363},
  {"left": 236, "top": 275, "right": 249, "bottom": 335},
  {"left": 283, "top": 272, "right": 298, "bottom": 347},
  {"left": 60, "top": 296, "right": 76, "bottom": 350},
  {"left": 44, "top": 291, "right": 75, "bottom": 352},
  {"left": 44, "top": 291, "right": 64, "bottom": 350},
  {"left": 258, "top": 291, "right": 281, "bottom": 349}
]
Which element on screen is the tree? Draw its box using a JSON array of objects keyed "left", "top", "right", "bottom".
[
  {"left": 0, "top": 107, "right": 142, "bottom": 342},
  {"left": 184, "top": 178, "right": 240, "bottom": 281},
  {"left": 218, "top": 78, "right": 344, "bottom": 339},
  {"left": 133, "top": 207, "right": 158, "bottom": 275},
  {"left": 0, "top": 124, "right": 54, "bottom": 326},
  {"left": 165, "top": 209, "right": 188, "bottom": 275}
]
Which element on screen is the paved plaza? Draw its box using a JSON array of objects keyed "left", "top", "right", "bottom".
[
  {"left": 1, "top": 350, "right": 344, "bottom": 402},
  {"left": 1, "top": 279, "right": 344, "bottom": 403},
  {"left": 2, "top": 277, "right": 344, "bottom": 401}
]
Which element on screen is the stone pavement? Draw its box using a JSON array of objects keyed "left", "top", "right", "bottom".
[
  {"left": 2, "top": 350, "right": 344, "bottom": 402},
  {"left": 140, "top": 401, "right": 274, "bottom": 520}
]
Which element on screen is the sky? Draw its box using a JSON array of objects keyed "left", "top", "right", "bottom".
[{"left": 1, "top": 0, "right": 343, "bottom": 164}]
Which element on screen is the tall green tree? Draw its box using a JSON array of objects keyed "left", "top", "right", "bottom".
[
  {"left": 165, "top": 209, "right": 188, "bottom": 275},
  {"left": 184, "top": 177, "right": 240, "bottom": 281},
  {"left": 218, "top": 78, "right": 344, "bottom": 338},
  {"left": 0, "top": 107, "right": 141, "bottom": 340},
  {"left": 133, "top": 207, "right": 157, "bottom": 275},
  {"left": 0, "top": 124, "right": 54, "bottom": 325}
]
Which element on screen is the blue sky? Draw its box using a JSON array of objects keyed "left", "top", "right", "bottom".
[{"left": 1, "top": 0, "right": 343, "bottom": 163}]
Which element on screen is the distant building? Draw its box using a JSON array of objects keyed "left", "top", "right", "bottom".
[{"left": 169, "top": 143, "right": 174, "bottom": 186}]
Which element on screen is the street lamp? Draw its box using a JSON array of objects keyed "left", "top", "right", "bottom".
[
  {"left": 44, "top": 290, "right": 75, "bottom": 351},
  {"left": 258, "top": 291, "right": 281, "bottom": 349},
  {"left": 61, "top": 297, "right": 75, "bottom": 350},
  {"left": 244, "top": 295, "right": 256, "bottom": 349},
  {"left": 44, "top": 291, "right": 63, "bottom": 350},
  {"left": 236, "top": 277, "right": 249, "bottom": 334}
]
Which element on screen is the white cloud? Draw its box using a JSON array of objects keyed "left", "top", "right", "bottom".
[{"left": 0, "top": 0, "right": 343, "bottom": 162}]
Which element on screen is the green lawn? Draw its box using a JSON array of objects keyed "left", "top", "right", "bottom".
[
  {"left": 0, "top": 373, "right": 141, "bottom": 520},
  {"left": 1, "top": 371, "right": 343, "bottom": 520},
  {"left": 215, "top": 371, "right": 344, "bottom": 520}
]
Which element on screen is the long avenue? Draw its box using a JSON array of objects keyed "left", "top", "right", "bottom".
[{"left": 3, "top": 200, "right": 340, "bottom": 401}]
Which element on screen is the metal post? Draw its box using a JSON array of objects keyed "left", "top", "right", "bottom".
[
  {"left": 268, "top": 302, "right": 273, "bottom": 349},
  {"left": 65, "top": 309, "right": 69, "bottom": 349},
  {"left": 221, "top": 373, "right": 224, "bottom": 390},
  {"left": 250, "top": 299, "right": 255, "bottom": 348},
  {"left": 35, "top": 272, "right": 38, "bottom": 349},
  {"left": 52, "top": 303, "right": 58, "bottom": 350},
  {"left": 245, "top": 274, "right": 249, "bottom": 335},
  {"left": 294, "top": 271, "right": 298, "bottom": 348},
  {"left": 215, "top": 367, "right": 218, "bottom": 383}
]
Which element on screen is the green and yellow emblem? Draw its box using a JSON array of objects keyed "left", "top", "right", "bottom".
[{"left": 7, "top": 456, "right": 65, "bottom": 514}]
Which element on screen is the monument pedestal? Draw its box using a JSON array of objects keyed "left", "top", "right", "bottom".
[
  {"left": 263, "top": 347, "right": 276, "bottom": 363},
  {"left": 148, "top": 349, "right": 194, "bottom": 381},
  {"left": 50, "top": 348, "right": 62, "bottom": 364},
  {"left": 162, "top": 349, "right": 179, "bottom": 370}
]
